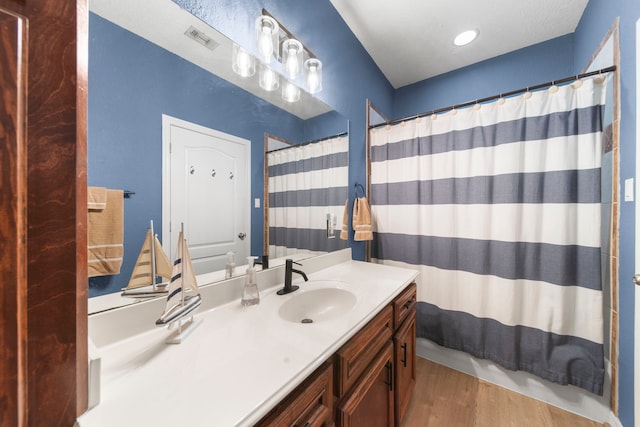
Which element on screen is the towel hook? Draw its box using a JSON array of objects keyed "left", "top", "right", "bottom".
[{"left": 355, "top": 182, "right": 366, "bottom": 198}]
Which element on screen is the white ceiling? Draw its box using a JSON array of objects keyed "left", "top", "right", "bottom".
[{"left": 330, "top": 0, "right": 589, "bottom": 88}]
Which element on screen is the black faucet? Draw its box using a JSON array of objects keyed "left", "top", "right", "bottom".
[
  {"left": 253, "top": 254, "right": 269, "bottom": 270},
  {"left": 277, "top": 259, "right": 308, "bottom": 295}
]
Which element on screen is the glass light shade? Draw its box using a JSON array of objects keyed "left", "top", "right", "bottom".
[
  {"left": 282, "top": 81, "right": 301, "bottom": 103},
  {"left": 232, "top": 44, "right": 256, "bottom": 77},
  {"left": 255, "top": 15, "right": 279, "bottom": 63},
  {"left": 259, "top": 66, "right": 279, "bottom": 91},
  {"left": 282, "top": 38, "right": 303, "bottom": 79},
  {"left": 304, "top": 58, "right": 323, "bottom": 94}
]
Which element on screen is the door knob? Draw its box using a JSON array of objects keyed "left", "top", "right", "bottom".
[
  {"left": 633, "top": 274, "right": 640, "bottom": 286},
  {"left": 238, "top": 232, "right": 246, "bottom": 240}
]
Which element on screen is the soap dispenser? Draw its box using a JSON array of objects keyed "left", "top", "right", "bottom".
[
  {"left": 241, "top": 256, "right": 259, "bottom": 306},
  {"left": 225, "top": 251, "right": 236, "bottom": 279}
]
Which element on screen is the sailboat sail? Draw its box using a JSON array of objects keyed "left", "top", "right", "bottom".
[
  {"left": 121, "top": 220, "right": 173, "bottom": 297},
  {"left": 156, "top": 230, "right": 202, "bottom": 326},
  {"left": 124, "top": 228, "right": 173, "bottom": 290}
]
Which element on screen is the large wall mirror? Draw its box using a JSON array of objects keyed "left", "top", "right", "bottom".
[{"left": 88, "top": 0, "right": 349, "bottom": 312}]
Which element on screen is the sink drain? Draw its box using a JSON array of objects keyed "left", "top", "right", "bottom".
[{"left": 301, "top": 318, "right": 313, "bottom": 324}]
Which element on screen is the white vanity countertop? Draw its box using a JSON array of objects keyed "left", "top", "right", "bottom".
[{"left": 77, "top": 258, "right": 418, "bottom": 427}]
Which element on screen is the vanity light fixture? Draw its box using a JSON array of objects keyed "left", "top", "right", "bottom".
[
  {"left": 232, "top": 44, "right": 256, "bottom": 78},
  {"left": 255, "top": 15, "right": 279, "bottom": 63},
  {"left": 454, "top": 29, "right": 478, "bottom": 46},
  {"left": 258, "top": 9, "right": 323, "bottom": 95}
]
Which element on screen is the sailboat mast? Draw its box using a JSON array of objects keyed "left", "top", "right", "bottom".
[
  {"left": 180, "top": 223, "right": 185, "bottom": 306},
  {"left": 150, "top": 220, "right": 157, "bottom": 291}
]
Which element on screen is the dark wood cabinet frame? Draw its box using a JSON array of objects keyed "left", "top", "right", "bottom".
[{"left": 0, "top": 1, "right": 88, "bottom": 426}]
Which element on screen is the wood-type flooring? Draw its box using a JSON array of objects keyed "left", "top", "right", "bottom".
[{"left": 401, "top": 357, "right": 608, "bottom": 427}]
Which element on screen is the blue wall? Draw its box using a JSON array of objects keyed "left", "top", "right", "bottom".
[
  {"left": 88, "top": 13, "right": 328, "bottom": 296},
  {"left": 393, "top": 35, "right": 575, "bottom": 119}
]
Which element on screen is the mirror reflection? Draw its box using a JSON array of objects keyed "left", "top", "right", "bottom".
[
  {"left": 87, "top": 0, "right": 349, "bottom": 310},
  {"left": 265, "top": 132, "right": 350, "bottom": 259}
]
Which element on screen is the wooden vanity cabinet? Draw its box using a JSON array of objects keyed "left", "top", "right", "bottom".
[
  {"left": 256, "top": 361, "right": 334, "bottom": 427},
  {"left": 392, "top": 283, "right": 417, "bottom": 427},
  {"left": 256, "top": 282, "right": 417, "bottom": 427},
  {"left": 335, "top": 282, "right": 417, "bottom": 427}
]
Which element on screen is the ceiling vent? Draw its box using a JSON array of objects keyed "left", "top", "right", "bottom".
[{"left": 184, "top": 25, "right": 219, "bottom": 51}]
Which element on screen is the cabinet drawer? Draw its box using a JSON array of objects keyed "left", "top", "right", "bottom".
[
  {"left": 335, "top": 305, "right": 393, "bottom": 398},
  {"left": 256, "top": 361, "right": 333, "bottom": 427},
  {"left": 393, "top": 283, "right": 416, "bottom": 330}
]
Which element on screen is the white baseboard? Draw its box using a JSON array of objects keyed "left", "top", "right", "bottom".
[
  {"left": 417, "top": 338, "right": 615, "bottom": 424},
  {"left": 608, "top": 412, "right": 623, "bottom": 427}
]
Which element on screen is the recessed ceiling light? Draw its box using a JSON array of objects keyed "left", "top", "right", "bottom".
[{"left": 454, "top": 30, "right": 478, "bottom": 47}]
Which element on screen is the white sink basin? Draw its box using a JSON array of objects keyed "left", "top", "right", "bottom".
[{"left": 278, "top": 281, "right": 356, "bottom": 324}]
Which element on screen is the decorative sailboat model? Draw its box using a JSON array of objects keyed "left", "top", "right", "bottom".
[
  {"left": 156, "top": 223, "right": 202, "bottom": 344},
  {"left": 121, "top": 220, "right": 173, "bottom": 297}
]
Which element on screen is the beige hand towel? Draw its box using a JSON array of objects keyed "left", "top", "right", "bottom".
[
  {"left": 353, "top": 197, "right": 373, "bottom": 241},
  {"left": 88, "top": 188, "right": 124, "bottom": 277},
  {"left": 340, "top": 199, "right": 349, "bottom": 240},
  {"left": 88, "top": 186, "right": 107, "bottom": 210}
]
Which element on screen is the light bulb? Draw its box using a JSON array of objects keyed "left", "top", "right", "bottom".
[
  {"left": 282, "top": 81, "right": 300, "bottom": 102},
  {"left": 285, "top": 48, "right": 299, "bottom": 78},
  {"left": 304, "top": 58, "right": 322, "bottom": 94},
  {"left": 259, "top": 66, "right": 279, "bottom": 91},
  {"left": 255, "top": 16, "right": 279, "bottom": 63},
  {"left": 282, "top": 39, "right": 302, "bottom": 79},
  {"left": 232, "top": 45, "right": 255, "bottom": 77},
  {"left": 258, "top": 30, "right": 273, "bottom": 61}
]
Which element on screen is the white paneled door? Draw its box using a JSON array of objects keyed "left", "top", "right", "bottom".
[{"left": 162, "top": 115, "right": 250, "bottom": 275}]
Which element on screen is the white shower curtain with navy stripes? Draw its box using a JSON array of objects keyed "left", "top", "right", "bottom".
[
  {"left": 268, "top": 135, "right": 349, "bottom": 258},
  {"left": 370, "top": 77, "right": 607, "bottom": 395}
]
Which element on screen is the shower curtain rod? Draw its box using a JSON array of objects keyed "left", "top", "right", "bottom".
[
  {"left": 267, "top": 131, "right": 348, "bottom": 153},
  {"left": 369, "top": 65, "right": 616, "bottom": 130}
]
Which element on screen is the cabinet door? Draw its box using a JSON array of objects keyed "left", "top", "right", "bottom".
[
  {"left": 394, "top": 310, "right": 416, "bottom": 427},
  {"left": 256, "top": 361, "right": 333, "bottom": 427},
  {"left": 337, "top": 343, "right": 394, "bottom": 427}
]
